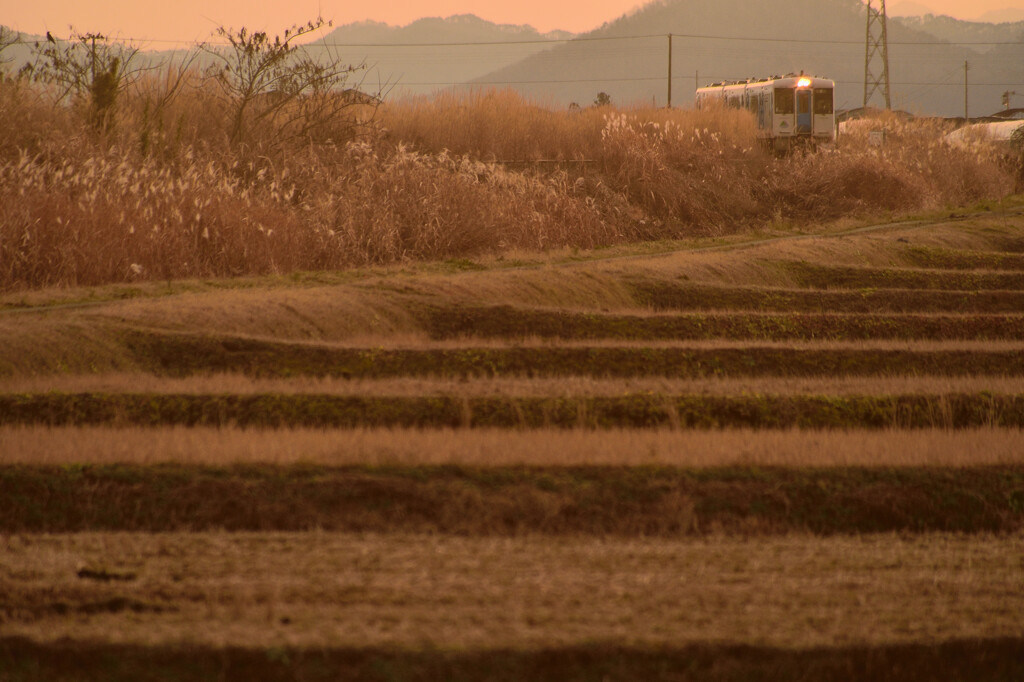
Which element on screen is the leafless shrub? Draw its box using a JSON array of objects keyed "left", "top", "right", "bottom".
[
  {"left": 19, "top": 29, "right": 146, "bottom": 132},
  {"left": 201, "top": 18, "right": 378, "bottom": 152}
]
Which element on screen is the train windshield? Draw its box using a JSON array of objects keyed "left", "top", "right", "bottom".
[
  {"left": 774, "top": 88, "right": 794, "bottom": 114},
  {"left": 813, "top": 88, "right": 834, "bottom": 114}
]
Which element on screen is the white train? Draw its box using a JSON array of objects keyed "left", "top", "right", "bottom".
[{"left": 696, "top": 74, "right": 836, "bottom": 150}]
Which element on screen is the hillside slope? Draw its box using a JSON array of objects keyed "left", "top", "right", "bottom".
[{"left": 472, "top": 0, "right": 1024, "bottom": 115}]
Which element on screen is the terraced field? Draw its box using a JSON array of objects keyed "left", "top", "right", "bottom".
[{"left": 2, "top": 209, "right": 1024, "bottom": 681}]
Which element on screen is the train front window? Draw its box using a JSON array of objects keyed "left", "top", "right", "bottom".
[
  {"left": 813, "top": 88, "right": 834, "bottom": 114},
  {"left": 774, "top": 88, "right": 794, "bottom": 114}
]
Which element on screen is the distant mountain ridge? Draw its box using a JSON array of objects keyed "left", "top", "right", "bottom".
[
  {"left": 893, "top": 13, "right": 1024, "bottom": 52},
  {"left": 311, "top": 15, "right": 575, "bottom": 97},
  {"left": 470, "top": 0, "right": 1023, "bottom": 116},
  {"left": 322, "top": 15, "right": 574, "bottom": 44}
]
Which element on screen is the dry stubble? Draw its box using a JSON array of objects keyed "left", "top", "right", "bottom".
[
  {"left": 1, "top": 425, "right": 1022, "bottom": 467},
  {"left": 2, "top": 532, "right": 1021, "bottom": 650}
]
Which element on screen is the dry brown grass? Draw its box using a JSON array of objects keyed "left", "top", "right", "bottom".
[
  {"left": 1, "top": 207, "right": 1021, "bottom": 320},
  {"left": 2, "top": 315, "right": 1022, "bottom": 379},
  {"left": 378, "top": 89, "right": 607, "bottom": 161},
  {"left": 1, "top": 425, "right": 1021, "bottom": 466},
  {"left": 3, "top": 205, "right": 1020, "bottom": 312},
  {"left": 3, "top": 531, "right": 1022, "bottom": 649},
  {"left": 771, "top": 114, "right": 1015, "bottom": 218},
  {"left": 1, "top": 74, "right": 1018, "bottom": 291}
]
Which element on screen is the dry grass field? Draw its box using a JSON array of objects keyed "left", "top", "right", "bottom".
[
  {"left": 3, "top": 205, "right": 1024, "bottom": 680},
  {"left": 2, "top": 425, "right": 1023, "bottom": 467},
  {"left": 2, "top": 58, "right": 1024, "bottom": 678},
  {"left": 4, "top": 532, "right": 1023, "bottom": 650},
  {"left": 2, "top": 68, "right": 1022, "bottom": 291}
]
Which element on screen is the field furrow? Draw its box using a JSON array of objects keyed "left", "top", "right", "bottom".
[
  {"left": 0, "top": 469, "right": 1022, "bottom": 528},
  {"left": 631, "top": 281, "right": 1024, "bottom": 313},
  {"left": 7, "top": 373, "right": 1024, "bottom": 396},
  {"left": 897, "top": 246, "right": 1024, "bottom": 271},
  {"left": 3, "top": 636, "right": 1023, "bottom": 682},
  {"left": 781, "top": 263, "right": 1024, "bottom": 290},
  {"left": 2, "top": 392, "right": 1021, "bottom": 429},
  {"left": 115, "top": 332, "right": 1024, "bottom": 378},
  {"left": 424, "top": 307, "right": 1024, "bottom": 341}
]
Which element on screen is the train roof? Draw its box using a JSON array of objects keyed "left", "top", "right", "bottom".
[{"left": 697, "top": 75, "right": 834, "bottom": 92}]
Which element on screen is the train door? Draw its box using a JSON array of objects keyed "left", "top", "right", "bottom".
[
  {"left": 796, "top": 90, "right": 811, "bottom": 134},
  {"left": 813, "top": 87, "right": 835, "bottom": 139}
]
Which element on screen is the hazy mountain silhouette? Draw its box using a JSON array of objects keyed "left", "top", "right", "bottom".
[
  {"left": 470, "top": 0, "right": 1023, "bottom": 116},
  {"left": 894, "top": 13, "right": 1024, "bottom": 52},
  {"left": 310, "top": 15, "right": 575, "bottom": 97}
]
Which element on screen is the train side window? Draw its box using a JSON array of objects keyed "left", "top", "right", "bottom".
[
  {"left": 774, "top": 88, "right": 794, "bottom": 114},
  {"left": 813, "top": 88, "right": 834, "bottom": 114}
]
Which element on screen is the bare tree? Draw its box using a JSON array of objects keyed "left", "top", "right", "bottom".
[
  {"left": 202, "top": 17, "right": 378, "bottom": 149},
  {"left": 20, "top": 29, "right": 145, "bottom": 130}
]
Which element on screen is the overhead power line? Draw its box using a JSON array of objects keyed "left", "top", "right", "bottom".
[
  {"left": 21, "top": 30, "right": 1024, "bottom": 48},
  {"left": 402, "top": 77, "right": 1024, "bottom": 87}
]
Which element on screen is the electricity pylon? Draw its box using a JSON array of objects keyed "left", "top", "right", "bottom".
[{"left": 863, "top": 0, "right": 892, "bottom": 109}]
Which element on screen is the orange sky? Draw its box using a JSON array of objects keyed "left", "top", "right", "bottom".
[{"left": 4, "top": 0, "right": 1023, "bottom": 43}]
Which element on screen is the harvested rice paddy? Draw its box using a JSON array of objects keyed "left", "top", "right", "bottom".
[{"left": 2, "top": 210, "right": 1024, "bottom": 680}]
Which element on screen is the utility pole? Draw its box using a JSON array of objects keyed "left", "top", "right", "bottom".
[
  {"left": 667, "top": 33, "right": 672, "bottom": 109},
  {"left": 863, "top": 0, "right": 892, "bottom": 109},
  {"left": 85, "top": 33, "right": 105, "bottom": 85},
  {"left": 964, "top": 60, "right": 969, "bottom": 119}
]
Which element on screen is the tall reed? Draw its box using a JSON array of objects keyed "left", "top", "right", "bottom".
[{"left": 0, "top": 78, "right": 1017, "bottom": 291}]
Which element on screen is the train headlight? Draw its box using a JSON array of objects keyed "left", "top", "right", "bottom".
[{"left": 797, "top": 77, "right": 812, "bottom": 88}]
